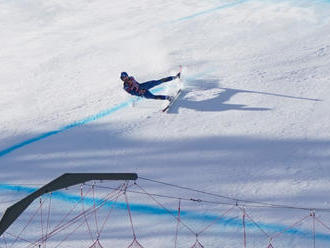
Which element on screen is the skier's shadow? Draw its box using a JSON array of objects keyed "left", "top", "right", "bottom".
[{"left": 168, "top": 80, "right": 321, "bottom": 114}]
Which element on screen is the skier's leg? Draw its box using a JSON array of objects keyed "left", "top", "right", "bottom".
[
  {"left": 140, "top": 80, "right": 160, "bottom": 90},
  {"left": 140, "top": 76, "right": 176, "bottom": 90},
  {"left": 159, "top": 76, "right": 176, "bottom": 83},
  {"left": 143, "top": 90, "right": 169, "bottom": 100}
]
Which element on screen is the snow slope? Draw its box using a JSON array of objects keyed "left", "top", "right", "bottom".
[{"left": 1, "top": 0, "right": 330, "bottom": 247}]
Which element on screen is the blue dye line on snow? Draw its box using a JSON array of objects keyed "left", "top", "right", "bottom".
[
  {"left": 0, "top": 87, "right": 164, "bottom": 158},
  {"left": 1, "top": 183, "right": 330, "bottom": 242},
  {"left": 172, "top": 0, "right": 330, "bottom": 23},
  {"left": 173, "top": 0, "right": 250, "bottom": 22}
]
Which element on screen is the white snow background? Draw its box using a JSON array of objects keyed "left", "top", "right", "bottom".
[{"left": 1, "top": 0, "right": 330, "bottom": 247}]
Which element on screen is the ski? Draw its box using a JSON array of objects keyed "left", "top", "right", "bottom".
[
  {"left": 162, "top": 89, "right": 182, "bottom": 112},
  {"left": 162, "top": 65, "right": 183, "bottom": 113}
]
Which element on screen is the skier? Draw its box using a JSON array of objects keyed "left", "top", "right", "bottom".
[{"left": 121, "top": 71, "right": 180, "bottom": 101}]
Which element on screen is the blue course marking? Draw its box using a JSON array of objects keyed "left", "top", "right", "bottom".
[
  {"left": 0, "top": 87, "right": 164, "bottom": 158},
  {"left": 173, "top": 0, "right": 250, "bottom": 22},
  {"left": 1, "top": 183, "right": 330, "bottom": 241},
  {"left": 172, "top": 0, "right": 330, "bottom": 23}
]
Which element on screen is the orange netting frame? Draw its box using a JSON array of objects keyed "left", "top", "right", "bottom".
[
  {"left": 89, "top": 239, "right": 104, "bottom": 248},
  {"left": 191, "top": 239, "right": 204, "bottom": 248},
  {"left": 127, "top": 238, "right": 144, "bottom": 248}
]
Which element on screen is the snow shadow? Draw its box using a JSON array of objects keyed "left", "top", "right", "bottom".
[
  {"left": 169, "top": 87, "right": 271, "bottom": 113},
  {"left": 1, "top": 124, "right": 330, "bottom": 245},
  {"left": 1, "top": 123, "right": 330, "bottom": 203},
  {"left": 168, "top": 79, "right": 321, "bottom": 113}
]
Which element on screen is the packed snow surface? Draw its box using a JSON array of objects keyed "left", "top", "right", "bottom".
[{"left": 1, "top": 0, "right": 330, "bottom": 247}]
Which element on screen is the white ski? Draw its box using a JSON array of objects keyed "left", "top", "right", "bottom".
[
  {"left": 162, "top": 89, "right": 182, "bottom": 113},
  {"left": 162, "top": 65, "right": 183, "bottom": 113}
]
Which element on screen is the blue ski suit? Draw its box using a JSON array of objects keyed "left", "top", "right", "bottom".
[{"left": 123, "top": 76, "right": 176, "bottom": 100}]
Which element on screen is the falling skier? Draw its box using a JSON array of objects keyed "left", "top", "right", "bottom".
[{"left": 120, "top": 71, "right": 181, "bottom": 101}]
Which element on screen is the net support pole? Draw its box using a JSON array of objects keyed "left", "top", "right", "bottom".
[{"left": 242, "top": 208, "right": 247, "bottom": 248}]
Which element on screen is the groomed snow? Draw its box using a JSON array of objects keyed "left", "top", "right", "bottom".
[{"left": 1, "top": 0, "right": 330, "bottom": 247}]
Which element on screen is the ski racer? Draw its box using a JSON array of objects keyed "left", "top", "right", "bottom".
[{"left": 121, "top": 71, "right": 180, "bottom": 101}]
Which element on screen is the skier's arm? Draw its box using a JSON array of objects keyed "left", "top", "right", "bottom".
[
  {"left": 123, "top": 83, "right": 132, "bottom": 93},
  {"left": 129, "top": 77, "right": 140, "bottom": 91}
]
